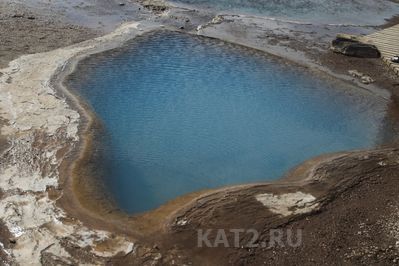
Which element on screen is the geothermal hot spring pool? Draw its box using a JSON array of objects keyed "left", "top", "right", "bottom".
[{"left": 68, "top": 31, "right": 390, "bottom": 214}]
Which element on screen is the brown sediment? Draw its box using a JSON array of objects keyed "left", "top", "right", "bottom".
[
  {"left": 152, "top": 148, "right": 399, "bottom": 265},
  {"left": 1, "top": 0, "right": 399, "bottom": 264}
]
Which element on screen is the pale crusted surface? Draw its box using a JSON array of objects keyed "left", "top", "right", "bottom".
[
  {"left": 0, "top": 21, "right": 157, "bottom": 265},
  {"left": 255, "top": 192, "right": 318, "bottom": 216}
]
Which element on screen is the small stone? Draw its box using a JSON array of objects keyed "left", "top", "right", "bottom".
[
  {"left": 153, "top": 253, "right": 162, "bottom": 260},
  {"left": 9, "top": 238, "right": 16, "bottom": 244},
  {"left": 360, "top": 75, "right": 375, "bottom": 84},
  {"left": 378, "top": 161, "right": 387, "bottom": 166},
  {"left": 348, "top": 70, "right": 362, "bottom": 78},
  {"left": 211, "top": 15, "right": 224, "bottom": 24},
  {"left": 12, "top": 13, "right": 24, "bottom": 18},
  {"left": 176, "top": 218, "right": 188, "bottom": 226},
  {"left": 119, "top": 3, "right": 125, "bottom": 6}
]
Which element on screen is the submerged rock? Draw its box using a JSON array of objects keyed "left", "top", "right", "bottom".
[{"left": 331, "top": 34, "right": 380, "bottom": 58}]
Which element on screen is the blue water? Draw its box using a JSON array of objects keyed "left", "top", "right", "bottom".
[
  {"left": 68, "top": 31, "right": 387, "bottom": 214},
  {"left": 170, "top": 0, "right": 399, "bottom": 25}
]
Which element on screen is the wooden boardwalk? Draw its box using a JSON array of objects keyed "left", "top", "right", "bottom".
[{"left": 362, "top": 24, "right": 399, "bottom": 75}]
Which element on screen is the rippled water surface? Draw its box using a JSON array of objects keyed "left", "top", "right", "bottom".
[
  {"left": 68, "top": 32, "right": 389, "bottom": 213},
  {"left": 171, "top": 0, "right": 399, "bottom": 25}
]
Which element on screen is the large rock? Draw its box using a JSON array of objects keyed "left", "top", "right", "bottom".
[{"left": 331, "top": 34, "right": 381, "bottom": 58}]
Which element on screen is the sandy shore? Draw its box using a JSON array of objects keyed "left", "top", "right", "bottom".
[{"left": 1, "top": 0, "right": 399, "bottom": 265}]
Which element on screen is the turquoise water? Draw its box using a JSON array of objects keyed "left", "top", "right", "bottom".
[
  {"left": 171, "top": 0, "right": 399, "bottom": 25},
  {"left": 68, "top": 31, "right": 387, "bottom": 214}
]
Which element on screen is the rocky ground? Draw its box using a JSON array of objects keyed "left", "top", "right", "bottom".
[
  {"left": 1, "top": 0, "right": 399, "bottom": 265},
  {"left": 0, "top": 2, "right": 97, "bottom": 68}
]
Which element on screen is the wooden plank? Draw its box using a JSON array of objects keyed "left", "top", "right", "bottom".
[
  {"left": 371, "top": 35, "right": 399, "bottom": 42},
  {"left": 374, "top": 46, "right": 399, "bottom": 52},
  {"left": 364, "top": 24, "right": 399, "bottom": 76},
  {"left": 373, "top": 42, "right": 399, "bottom": 48},
  {"left": 372, "top": 31, "right": 399, "bottom": 36},
  {"left": 372, "top": 38, "right": 399, "bottom": 43},
  {"left": 371, "top": 34, "right": 399, "bottom": 40},
  {"left": 381, "top": 52, "right": 398, "bottom": 58},
  {"left": 375, "top": 47, "right": 399, "bottom": 52},
  {"left": 379, "top": 50, "right": 398, "bottom": 56},
  {"left": 368, "top": 32, "right": 399, "bottom": 39},
  {"left": 371, "top": 40, "right": 396, "bottom": 44}
]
